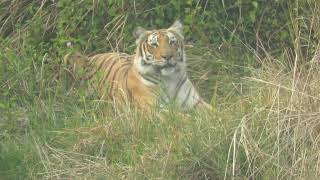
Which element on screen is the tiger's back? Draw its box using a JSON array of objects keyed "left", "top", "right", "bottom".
[{"left": 65, "top": 52, "right": 156, "bottom": 110}]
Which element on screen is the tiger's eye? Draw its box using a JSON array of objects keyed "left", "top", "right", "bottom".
[
  {"left": 148, "top": 33, "right": 158, "bottom": 48},
  {"left": 170, "top": 39, "right": 177, "bottom": 46}
]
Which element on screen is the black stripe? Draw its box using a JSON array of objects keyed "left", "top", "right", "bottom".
[
  {"left": 143, "top": 43, "right": 149, "bottom": 58},
  {"left": 110, "top": 62, "right": 131, "bottom": 83},
  {"left": 181, "top": 86, "right": 192, "bottom": 107},
  {"left": 140, "top": 73, "right": 159, "bottom": 85},
  {"left": 142, "top": 75, "right": 159, "bottom": 84},
  {"left": 180, "top": 47, "right": 184, "bottom": 62},
  {"left": 87, "top": 54, "right": 101, "bottom": 66},
  {"left": 139, "top": 44, "right": 143, "bottom": 57},
  {"left": 125, "top": 69, "right": 132, "bottom": 101},
  {"left": 173, "top": 73, "right": 187, "bottom": 99},
  {"left": 122, "top": 67, "right": 131, "bottom": 100},
  {"left": 143, "top": 43, "right": 151, "bottom": 63},
  {"left": 108, "top": 62, "right": 131, "bottom": 97},
  {"left": 121, "top": 63, "right": 131, "bottom": 79},
  {"left": 84, "top": 57, "right": 111, "bottom": 80},
  {"left": 141, "top": 43, "right": 146, "bottom": 57},
  {"left": 139, "top": 43, "right": 148, "bottom": 65},
  {"left": 98, "top": 58, "right": 118, "bottom": 88}
]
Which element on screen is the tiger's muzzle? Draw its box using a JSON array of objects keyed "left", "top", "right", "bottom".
[{"left": 153, "top": 58, "right": 178, "bottom": 68}]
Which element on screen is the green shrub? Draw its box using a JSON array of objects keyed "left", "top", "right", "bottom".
[{"left": 1, "top": 0, "right": 318, "bottom": 60}]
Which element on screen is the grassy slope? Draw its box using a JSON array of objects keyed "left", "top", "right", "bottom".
[
  {"left": 2, "top": 44, "right": 320, "bottom": 179},
  {"left": 0, "top": 46, "right": 241, "bottom": 179}
]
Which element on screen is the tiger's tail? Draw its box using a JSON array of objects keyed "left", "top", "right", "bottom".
[
  {"left": 63, "top": 52, "right": 89, "bottom": 79},
  {"left": 63, "top": 52, "right": 90, "bottom": 90},
  {"left": 64, "top": 52, "right": 89, "bottom": 74}
]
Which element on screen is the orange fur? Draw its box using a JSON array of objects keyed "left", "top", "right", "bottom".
[{"left": 64, "top": 52, "right": 157, "bottom": 112}]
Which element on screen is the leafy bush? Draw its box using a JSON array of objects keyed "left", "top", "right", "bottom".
[{"left": 1, "top": 0, "right": 319, "bottom": 60}]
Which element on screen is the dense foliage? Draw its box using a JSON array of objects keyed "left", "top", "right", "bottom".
[{"left": 1, "top": 0, "right": 319, "bottom": 58}]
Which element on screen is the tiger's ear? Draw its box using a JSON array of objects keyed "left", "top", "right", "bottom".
[
  {"left": 133, "top": 26, "right": 146, "bottom": 40},
  {"left": 168, "top": 20, "right": 183, "bottom": 36}
]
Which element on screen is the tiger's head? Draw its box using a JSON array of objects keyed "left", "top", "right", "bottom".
[{"left": 133, "top": 20, "right": 185, "bottom": 77}]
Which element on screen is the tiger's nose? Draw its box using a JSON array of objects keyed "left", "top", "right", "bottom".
[{"left": 161, "top": 55, "right": 172, "bottom": 61}]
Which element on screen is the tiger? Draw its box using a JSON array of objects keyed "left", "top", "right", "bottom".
[{"left": 64, "top": 20, "right": 211, "bottom": 112}]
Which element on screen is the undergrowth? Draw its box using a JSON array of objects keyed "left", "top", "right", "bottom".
[{"left": 1, "top": 0, "right": 320, "bottom": 179}]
